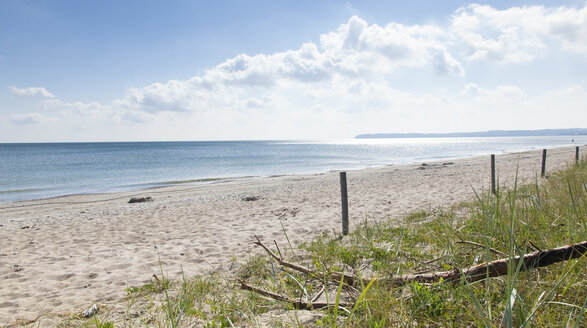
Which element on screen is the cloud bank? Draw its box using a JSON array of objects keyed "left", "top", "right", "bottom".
[
  {"left": 4, "top": 3, "right": 587, "bottom": 141},
  {"left": 118, "top": 4, "right": 587, "bottom": 120}
]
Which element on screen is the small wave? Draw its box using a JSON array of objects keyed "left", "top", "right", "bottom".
[
  {"left": 125, "top": 176, "right": 257, "bottom": 188},
  {"left": 0, "top": 187, "right": 49, "bottom": 195}
]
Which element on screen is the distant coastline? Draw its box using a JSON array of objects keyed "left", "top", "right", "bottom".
[{"left": 356, "top": 128, "right": 587, "bottom": 139}]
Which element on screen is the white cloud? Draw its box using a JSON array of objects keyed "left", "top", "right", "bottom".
[
  {"left": 9, "top": 86, "right": 55, "bottom": 98},
  {"left": 431, "top": 47, "right": 465, "bottom": 76},
  {"left": 462, "top": 83, "right": 526, "bottom": 105},
  {"left": 545, "top": 85, "right": 585, "bottom": 97},
  {"left": 451, "top": 4, "right": 587, "bottom": 63},
  {"left": 120, "top": 15, "right": 466, "bottom": 116},
  {"left": 41, "top": 98, "right": 156, "bottom": 125},
  {"left": 544, "top": 6, "right": 587, "bottom": 52},
  {"left": 10, "top": 113, "right": 44, "bottom": 124},
  {"left": 319, "top": 16, "right": 462, "bottom": 76}
]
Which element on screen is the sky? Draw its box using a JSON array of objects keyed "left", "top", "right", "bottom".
[{"left": 1, "top": 0, "right": 587, "bottom": 142}]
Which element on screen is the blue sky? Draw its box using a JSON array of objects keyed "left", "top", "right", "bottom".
[{"left": 1, "top": 0, "right": 586, "bottom": 142}]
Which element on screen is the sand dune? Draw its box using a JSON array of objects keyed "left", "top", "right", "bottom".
[{"left": 0, "top": 146, "right": 582, "bottom": 324}]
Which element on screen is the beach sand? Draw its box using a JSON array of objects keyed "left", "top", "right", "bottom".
[{"left": 0, "top": 145, "right": 583, "bottom": 324}]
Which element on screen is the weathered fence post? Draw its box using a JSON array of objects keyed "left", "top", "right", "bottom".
[
  {"left": 491, "top": 154, "right": 496, "bottom": 195},
  {"left": 340, "top": 171, "right": 349, "bottom": 235},
  {"left": 541, "top": 149, "right": 547, "bottom": 177},
  {"left": 576, "top": 146, "right": 580, "bottom": 164}
]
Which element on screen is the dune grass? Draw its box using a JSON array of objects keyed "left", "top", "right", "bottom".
[{"left": 26, "top": 160, "right": 587, "bottom": 327}]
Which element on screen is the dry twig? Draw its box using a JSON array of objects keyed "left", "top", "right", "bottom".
[
  {"left": 253, "top": 235, "right": 371, "bottom": 286},
  {"left": 239, "top": 280, "right": 353, "bottom": 309},
  {"left": 457, "top": 240, "right": 508, "bottom": 257}
]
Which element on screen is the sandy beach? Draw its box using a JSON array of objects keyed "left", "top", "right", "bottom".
[{"left": 0, "top": 145, "right": 583, "bottom": 324}]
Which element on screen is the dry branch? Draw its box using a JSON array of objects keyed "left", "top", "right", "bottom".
[
  {"left": 379, "top": 241, "right": 587, "bottom": 286},
  {"left": 457, "top": 240, "right": 508, "bottom": 257},
  {"left": 254, "top": 238, "right": 587, "bottom": 287},
  {"left": 239, "top": 280, "right": 354, "bottom": 310},
  {"left": 253, "top": 235, "right": 371, "bottom": 286},
  {"left": 311, "top": 286, "right": 325, "bottom": 303},
  {"left": 451, "top": 240, "right": 587, "bottom": 284}
]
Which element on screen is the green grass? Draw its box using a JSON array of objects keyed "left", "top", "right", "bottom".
[{"left": 24, "top": 160, "right": 587, "bottom": 327}]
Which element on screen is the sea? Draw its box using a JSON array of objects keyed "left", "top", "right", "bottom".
[{"left": 1, "top": 136, "right": 586, "bottom": 203}]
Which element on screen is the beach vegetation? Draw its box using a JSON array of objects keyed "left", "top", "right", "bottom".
[
  {"left": 125, "top": 275, "right": 171, "bottom": 297},
  {"left": 28, "top": 160, "right": 587, "bottom": 327},
  {"left": 234, "top": 160, "right": 585, "bottom": 327},
  {"left": 91, "top": 316, "right": 115, "bottom": 328}
]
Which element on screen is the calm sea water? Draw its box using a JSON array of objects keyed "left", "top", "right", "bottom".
[{"left": 1, "top": 136, "right": 585, "bottom": 202}]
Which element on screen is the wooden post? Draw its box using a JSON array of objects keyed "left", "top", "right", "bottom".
[
  {"left": 340, "top": 171, "right": 349, "bottom": 235},
  {"left": 541, "top": 149, "right": 547, "bottom": 177},
  {"left": 576, "top": 146, "right": 580, "bottom": 164},
  {"left": 491, "top": 154, "right": 496, "bottom": 195}
]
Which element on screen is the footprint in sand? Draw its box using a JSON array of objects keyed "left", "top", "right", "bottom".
[
  {"left": 54, "top": 273, "right": 75, "bottom": 281},
  {"left": 110, "top": 263, "right": 132, "bottom": 270},
  {"left": 0, "top": 301, "right": 18, "bottom": 308},
  {"left": 4, "top": 273, "right": 23, "bottom": 279}
]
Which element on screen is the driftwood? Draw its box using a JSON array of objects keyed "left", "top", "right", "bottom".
[
  {"left": 128, "top": 196, "right": 153, "bottom": 203},
  {"left": 440, "top": 240, "right": 587, "bottom": 284},
  {"left": 253, "top": 237, "right": 587, "bottom": 287}
]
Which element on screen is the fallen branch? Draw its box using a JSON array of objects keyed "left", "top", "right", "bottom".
[
  {"left": 450, "top": 240, "right": 587, "bottom": 284},
  {"left": 254, "top": 238, "right": 587, "bottom": 287},
  {"left": 311, "top": 286, "right": 325, "bottom": 303},
  {"left": 253, "top": 235, "right": 371, "bottom": 286},
  {"left": 239, "top": 280, "right": 353, "bottom": 310},
  {"left": 456, "top": 240, "right": 508, "bottom": 257},
  {"left": 253, "top": 235, "right": 312, "bottom": 275}
]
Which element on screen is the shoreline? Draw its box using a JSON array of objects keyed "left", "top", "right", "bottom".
[
  {"left": 2, "top": 138, "right": 584, "bottom": 204},
  {"left": 0, "top": 145, "right": 584, "bottom": 324},
  {"left": 0, "top": 176, "right": 262, "bottom": 207}
]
